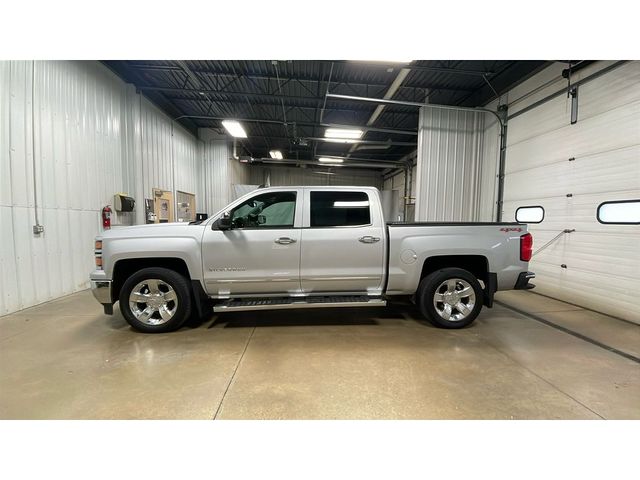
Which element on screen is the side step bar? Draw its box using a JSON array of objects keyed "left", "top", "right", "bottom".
[{"left": 213, "top": 295, "right": 387, "bottom": 313}]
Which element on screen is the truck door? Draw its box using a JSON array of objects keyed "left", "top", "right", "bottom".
[
  {"left": 201, "top": 189, "right": 302, "bottom": 296},
  {"left": 300, "top": 189, "right": 385, "bottom": 295}
]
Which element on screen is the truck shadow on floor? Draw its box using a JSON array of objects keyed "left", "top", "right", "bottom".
[
  {"left": 103, "top": 303, "right": 433, "bottom": 331},
  {"left": 202, "top": 304, "right": 432, "bottom": 329}
]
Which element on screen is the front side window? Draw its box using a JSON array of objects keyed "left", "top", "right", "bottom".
[
  {"left": 310, "top": 191, "right": 371, "bottom": 227},
  {"left": 230, "top": 191, "right": 296, "bottom": 228}
]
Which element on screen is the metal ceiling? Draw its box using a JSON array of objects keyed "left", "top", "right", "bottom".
[{"left": 103, "top": 60, "right": 548, "bottom": 167}]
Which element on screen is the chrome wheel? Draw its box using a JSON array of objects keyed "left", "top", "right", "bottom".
[
  {"left": 128, "top": 279, "right": 178, "bottom": 325},
  {"left": 432, "top": 278, "right": 476, "bottom": 322}
]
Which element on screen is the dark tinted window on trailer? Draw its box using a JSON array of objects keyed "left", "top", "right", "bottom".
[{"left": 310, "top": 191, "right": 371, "bottom": 227}]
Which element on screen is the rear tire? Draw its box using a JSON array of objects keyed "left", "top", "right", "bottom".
[
  {"left": 417, "top": 268, "right": 483, "bottom": 329},
  {"left": 119, "top": 267, "right": 192, "bottom": 333}
]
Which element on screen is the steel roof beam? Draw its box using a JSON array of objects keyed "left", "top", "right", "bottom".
[
  {"left": 122, "top": 63, "right": 474, "bottom": 92},
  {"left": 329, "top": 60, "right": 495, "bottom": 77},
  {"left": 176, "top": 114, "right": 417, "bottom": 135},
  {"left": 168, "top": 96, "right": 420, "bottom": 117}
]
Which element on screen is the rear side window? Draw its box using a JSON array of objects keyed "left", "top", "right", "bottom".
[
  {"left": 310, "top": 191, "right": 371, "bottom": 227},
  {"left": 597, "top": 199, "right": 640, "bottom": 224}
]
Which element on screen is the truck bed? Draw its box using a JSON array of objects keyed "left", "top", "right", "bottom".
[
  {"left": 385, "top": 222, "right": 529, "bottom": 295},
  {"left": 387, "top": 222, "right": 522, "bottom": 226}
]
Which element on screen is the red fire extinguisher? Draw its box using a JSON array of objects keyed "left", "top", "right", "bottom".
[{"left": 102, "top": 205, "right": 112, "bottom": 230}]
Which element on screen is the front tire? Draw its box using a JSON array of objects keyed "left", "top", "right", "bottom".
[
  {"left": 119, "top": 267, "right": 192, "bottom": 333},
  {"left": 417, "top": 268, "right": 483, "bottom": 329}
]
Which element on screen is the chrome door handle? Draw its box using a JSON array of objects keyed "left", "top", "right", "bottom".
[
  {"left": 359, "top": 236, "right": 380, "bottom": 243},
  {"left": 275, "top": 237, "right": 297, "bottom": 244}
]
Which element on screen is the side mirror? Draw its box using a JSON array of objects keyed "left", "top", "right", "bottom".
[{"left": 215, "top": 212, "right": 233, "bottom": 231}]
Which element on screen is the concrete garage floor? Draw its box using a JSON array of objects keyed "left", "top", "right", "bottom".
[{"left": 1, "top": 290, "right": 638, "bottom": 420}]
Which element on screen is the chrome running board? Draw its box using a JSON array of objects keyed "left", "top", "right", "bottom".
[{"left": 213, "top": 295, "right": 386, "bottom": 313}]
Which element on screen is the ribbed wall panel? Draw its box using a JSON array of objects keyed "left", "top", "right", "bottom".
[
  {"left": 503, "top": 61, "right": 640, "bottom": 323},
  {"left": 415, "top": 108, "right": 498, "bottom": 222},
  {"left": 0, "top": 61, "right": 206, "bottom": 315},
  {"left": 201, "top": 138, "right": 252, "bottom": 216},
  {"left": 383, "top": 171, "right": 405, "bottom": 192},
  {"left": 262, "top": 166, "right": 382, "bottom": 188}
]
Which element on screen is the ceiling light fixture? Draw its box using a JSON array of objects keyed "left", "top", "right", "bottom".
[
  {"left": 318, "top": 157, "right": 344, "bottom": 164},
  {"left": 322, "top": 138, "right": 359, "bottom": 144},
  {"left": 269, "top": 150, "right": 283, "bottom": 159},
  {"left": 324, "top": 128, "right": 363, "bottom": 139},
  {"left": 353, "top": 59, "right": 413, "bottom": 64},
  {"left": 221, "top": 120, "right": 247, "bottom": 138}
]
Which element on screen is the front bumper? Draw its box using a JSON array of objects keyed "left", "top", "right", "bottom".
[
  {"left": 90, "top": 271, "right": 114, "bottom": 314},
  {"left": 514, "top": 271, "right": 536, "bottom": 290}
]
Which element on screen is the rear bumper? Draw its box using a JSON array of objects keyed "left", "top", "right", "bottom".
[
  {"left": 514, "top": 271, "right": 536, "bottom": 290},
  {"left": 90, "top": 271, "right": 114, "bottom": 315}
]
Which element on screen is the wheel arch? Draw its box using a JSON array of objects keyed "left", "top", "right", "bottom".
[
  {"left": 420, "top": 255, "right": 489, "bottom": 283},
  {"left": 112, "top": 258, "right": 191, "bottom": 304}
]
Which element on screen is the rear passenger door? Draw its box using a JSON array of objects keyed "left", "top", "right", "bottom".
[{"left": 300, "top": 189, "right": 385, "bottom": 295}]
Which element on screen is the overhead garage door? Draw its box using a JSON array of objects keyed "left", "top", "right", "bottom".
[{"left": 502, "top": 62, "right": 640, "bottom": 323}]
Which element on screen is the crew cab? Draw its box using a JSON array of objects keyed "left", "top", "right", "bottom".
[{"left": 90, "top": 186, "right": 535, "bottom": 333}]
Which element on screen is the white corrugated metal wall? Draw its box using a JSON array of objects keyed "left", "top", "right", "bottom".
[
  {"left": 414, "top": 108, "right": 500, "bottom": 221},
  {"left": 1, "top": 61, "right": 130, "bottom": 315},
  {"left": 0, "top": 61, "right": 244, "bottom": 316},
  {"left": 199, "top": 131, "right": 252, "bottom": 215},
  {"left": 260, "top": 165, "right": 383, "bottom": 188},
  {"left": 500, "top": 61, "right": 640, "bottom": 323}
]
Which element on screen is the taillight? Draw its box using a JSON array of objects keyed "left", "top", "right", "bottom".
[
  {"left": 95, "top": 239, "right": 103, "bottom": 269},
  {"left": 520, "top": 233, "right": 533, "bottom": 262}
]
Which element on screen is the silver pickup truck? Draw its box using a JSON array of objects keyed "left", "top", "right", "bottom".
[{"left": 90, "top": 186, "right": 535, "bottom": 333}]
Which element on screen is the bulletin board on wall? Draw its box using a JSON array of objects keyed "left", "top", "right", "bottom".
[
  {"left": 176, "top": 191, "right": 196, "bottom": 223},
  {"left": 152, "top": 188, "right": 174, "bottom": 223}
]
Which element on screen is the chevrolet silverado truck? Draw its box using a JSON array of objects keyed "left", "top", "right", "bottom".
[{"left": 90, "top": 186, "right": 535, "bottom": 333}]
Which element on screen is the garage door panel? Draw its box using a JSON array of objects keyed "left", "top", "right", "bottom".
[
  {"left": 504, "top": 145, "right": 639, "bottom": 201},
  {"left": 531, "top": 232, "right": 639, "bottom": 281},
  {"left": 504, "top": 63, "right": 640, "bottom": 323},
  {"left": 507, "top": 95, "right": 571, "bottom": 148},
  {"left": 532, "top": 265, "right": 640, "bottom": 323},
  {"left": 578, "top": 62, "right": 640, "bottom": 121},
  {"left": 504, "top": 190, "right": 640, "bottom": 235},
  {"left": 505, "top": 101, "right": 640, "bottom": 174},
  {"left": 507, "top": 63, "right": 640, "bottom": 148}
]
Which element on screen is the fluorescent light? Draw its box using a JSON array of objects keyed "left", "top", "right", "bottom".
[
  {"left": 324, "top": 128, "right": 363, "bottom": 139},
  {"left": 318, "top": 157, "right": 344, "bottom": 164},
  {"left": 269, "top": 150, "right": 283, "bottom": 159},
  {"left": 322, "top": 138, "right": 359, "bottom": 144},
  {"left": 353, "top": 59, "right": 413, "bottom": 64},
  {"left": 221, "top": 120, "right": 247, "bottom": 138},
  {"left": 334, "top": 201, "right": 369, "bottom": 208}
]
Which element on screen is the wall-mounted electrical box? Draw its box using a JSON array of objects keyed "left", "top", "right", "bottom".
[{"left": 114, "top": 194, "right": 135, "bottom": 212}]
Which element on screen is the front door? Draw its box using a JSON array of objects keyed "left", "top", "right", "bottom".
[{"left": 201, "top": 189, "right": 302, "bottom": 296}]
